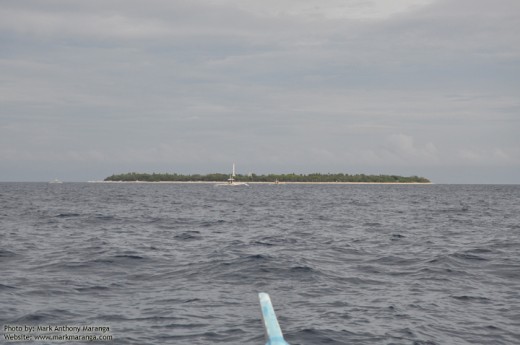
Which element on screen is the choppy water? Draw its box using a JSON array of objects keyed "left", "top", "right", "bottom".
[{"left": 1, "top": 183, "right": 519, "bottom": 345}]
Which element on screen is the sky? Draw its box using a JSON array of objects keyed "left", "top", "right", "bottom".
[{"left": 1, "top": 0, "right": 519, "bottom": 183}]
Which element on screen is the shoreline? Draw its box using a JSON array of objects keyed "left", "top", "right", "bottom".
[{"left": 89, "top": 181, "right": 433, "bottom": 185}]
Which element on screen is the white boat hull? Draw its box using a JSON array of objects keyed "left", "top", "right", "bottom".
[{"left": 215, "top": 182, "right": 249, "bottom": 187}]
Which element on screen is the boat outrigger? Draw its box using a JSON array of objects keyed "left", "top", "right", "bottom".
[{"left": 259, "top": 293, "right": 290, "bottom": 345}]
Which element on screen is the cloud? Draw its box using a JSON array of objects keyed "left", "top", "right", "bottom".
[
  {"left": 384, "top": 134, "right": 439, "bottom": 163},
  {"left": 457, "top": 148, "right": 519, "bottom": 166},
  {"left": 0, "top": 2, "right": 173, "bottom": 40},
  {"left": 218, "top": 0, "right": 436, "bottom": 20},
  {"left": 1, "top": 0, "right": 519, "bottom": 182}
]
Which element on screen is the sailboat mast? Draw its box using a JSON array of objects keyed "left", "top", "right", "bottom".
[{"left": 232, "top": 163, "right": 236, "bottom": 177}]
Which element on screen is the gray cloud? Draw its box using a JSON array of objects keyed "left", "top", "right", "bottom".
[{"left": 1, "top": 0, "right": 518, "bottom": 182}]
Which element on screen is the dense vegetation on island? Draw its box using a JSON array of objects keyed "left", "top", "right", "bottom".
[{"left": 104, "top": 172, "right": 430, "bottom": 183}]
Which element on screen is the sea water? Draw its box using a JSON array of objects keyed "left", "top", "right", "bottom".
[{"left": 1, "top": 183, "right": 519, "bottom": 344}]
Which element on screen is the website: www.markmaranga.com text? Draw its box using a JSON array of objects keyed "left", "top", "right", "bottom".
[{"left": 4, "top": 324, "right": 112, "bottom": 342}]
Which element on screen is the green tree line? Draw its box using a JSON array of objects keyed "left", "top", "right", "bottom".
[{"left": 104, "top": 172, "right": 430, "bottom": 183}]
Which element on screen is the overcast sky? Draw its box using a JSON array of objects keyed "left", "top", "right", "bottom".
[{"left": 1, "top": 0, "right": 518, "bottom": 183}]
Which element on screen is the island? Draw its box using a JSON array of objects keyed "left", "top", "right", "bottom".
[{"left": 104, "top": 172, "right": 430, "bottom": 183}]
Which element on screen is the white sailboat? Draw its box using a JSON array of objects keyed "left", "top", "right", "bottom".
[{"left": 215, "top": 163, "right": 249, "bottom": 186}]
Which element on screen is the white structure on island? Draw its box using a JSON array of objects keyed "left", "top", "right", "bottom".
[{"left": 215, "top": 163, "right": 249, "bottom": 186}]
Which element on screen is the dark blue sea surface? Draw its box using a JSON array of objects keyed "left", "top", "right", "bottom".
[{"left": 1, "top": 183, "right": 519, "bottom": 344}]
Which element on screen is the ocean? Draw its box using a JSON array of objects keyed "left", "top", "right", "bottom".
[{"left": 1, "top": 182, "right": 519, "bottom": 345}]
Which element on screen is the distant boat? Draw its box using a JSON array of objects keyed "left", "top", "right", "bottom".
[
  {"left": 49, "top": 179, "right": 63, "bottom": 184},
  {"left": 215, "top": 164, "right": 249, "bottom": 187}
]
